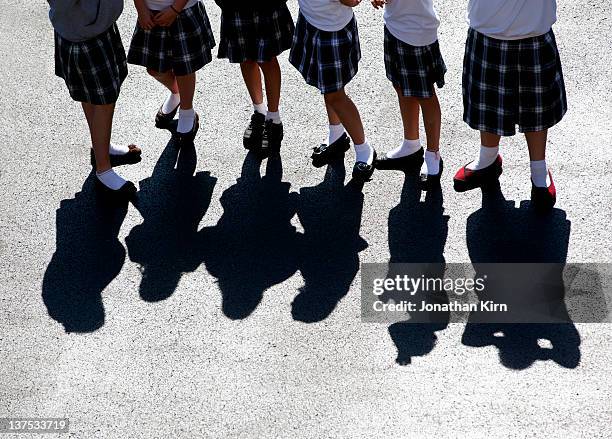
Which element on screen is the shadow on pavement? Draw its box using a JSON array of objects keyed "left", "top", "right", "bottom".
[
  {"left": 42, "top": 174, "right": 128, "bottom": 333},
  {"left": 385, "top": 172, "right": 450, "bottom": 365},
  {"left": 462, "top": 182, "right": 582, "bottom": 370},
  {"left": 200, "top": 152, "right": 300, "bottom": 320},
  {"left": 291, "top": 162, "right": 368, "bottom": 323},
  {"left": 126, "top": 138, "right": 217, "bottom": 302}
]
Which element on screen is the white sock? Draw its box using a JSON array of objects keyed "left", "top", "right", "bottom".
[
  {"left": 162, "top": 93, "right": 180, "bottom": 114},
  {"left": 177, "top": 108, "right": 196, "bottom": 134},
  {"left": 386, "top": 138, "right": 422, "bottom": 159},
  {"left": 109, "top": 142, "right": 130, "bottom": 155},
  {"left": 530, "top": 160, "right": 550, "bottom": 188},
  {"left": 354, "top": 140, "right": 374, "bottom": 165},
  {"left": 266, "top": 110, "right": 282, "bottom": 125},
  {"left": 96, "top": 169, "right": 127, "bottom": 191},
  {"left": 254, "top": 102, "right": 267, "bottom": 116},
  {"left": 467, "top": 145, "right": 499, "bottom": 170},
  {"left": 328, "top": 124, "right": 345, "bottom": 145},
  {"left": 421, "top": 150, "right": 441, "bottom": 176}
]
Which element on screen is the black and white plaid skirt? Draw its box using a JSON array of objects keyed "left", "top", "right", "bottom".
[
  {"left": 54, "top": 24, "right": 128, "bottom": 105},
  {"left": 384, "top": 27, "right": 446, "bottom": 98},
  {"left": 289, "top": 13, "right": 361, "bottom": 94},
  {"left": 128, "top": 2, "right": 216, "bottom": 76},
  {"left": 463, "top": 28, "right": 567, "bottom": 136},
  {"left": 218, "top": 5, "right": 295, "bottom": 63}
]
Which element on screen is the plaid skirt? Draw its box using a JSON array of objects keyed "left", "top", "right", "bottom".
[
  {"left": 127, "top": 2, "right": 216, "bottom": 76},
  {"left": 384, "top": 27, "right": 446, "bottom": 98},
  {"left": 289, "top": 13, "right": 361, "bottom": 94},
  {"left": 218, "top": 5, "right": 295, "bottom": 63},
  {"left": 54, "top": 24, "right": 128, "bottom": 105},
  {"left": 463, "top": 28, "right": 567, "bottom": 136}
]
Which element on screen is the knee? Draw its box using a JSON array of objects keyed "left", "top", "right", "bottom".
[
  {"left": 324, "top": 90, "right": 346, "bottom": 106},
  {"left": 146, "top": 68, "right": 162, "bottom": 78}
]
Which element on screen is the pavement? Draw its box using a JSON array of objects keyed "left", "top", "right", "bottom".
[{"left": 1, "top": 1, "right": 611, "bottom": 438}]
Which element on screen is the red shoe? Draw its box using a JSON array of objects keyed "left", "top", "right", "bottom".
[
  {"left": 531, "top": 170, "right": 556, "bottom": 212},
  {"left": 453, "top": 155, "right": 503, "bottom": 192}
]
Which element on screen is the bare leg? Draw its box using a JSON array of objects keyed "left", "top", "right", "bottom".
[
  {"left": 396, "top": 87, "right": 420, "bottom": 141},
  {"left": 323, "top": 89, "right": 365, "bottom": 145},
  {"left": 325, "top": 100, "right": 342, "bottom": 126},
  {"left": 147, "top": 68, "right": 179, "bottom": 94},
  {"left": 89, "top": 103, "right": 115, "bottom": 173},
  {"left": 481, "top": 131, "right": 502, "bottom": 148},
  {"left": 175, "top": 73, "right": 196, "bottom": 110},
  {"left": 419, "top": 92, "right": 441, "bottom": 152},
  {"left": 240, "top": 61, "right": 264, "bottom": 107},
  {"left": 525, "top": 130, "right": 548, "bottom": 161},
  {"left": 259, "top": 58, "right": 281, "bottom": 113}
]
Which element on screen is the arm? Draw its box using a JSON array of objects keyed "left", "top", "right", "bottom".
[{"left": 339, "top": 0, "right": 362, "bottom": 7}]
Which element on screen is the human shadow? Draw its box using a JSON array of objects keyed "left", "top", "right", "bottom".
[
  {"left": 125, "top": 139, "right": 217, "bottom": 302},
  {"left": 462, "top": 182, "right": 581, "bottom": 369},
  {"left": 42, "top": 174, "right": 129, "bottom": 332},
  {"left": 384, "top": 173, "right": 451, "bottom": 365},
  {"left": 291, "top": 163, "right": 368, "bottom": 323},
  {"left": 200, "top": 153, "right": 300, "bottom": 320}
]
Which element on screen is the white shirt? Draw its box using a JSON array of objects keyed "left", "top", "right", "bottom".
[
  {"left": 468, "top": 0, "right": 557, "bottom": 40},
  {"left": 145, "top": 0, "right": 198, "bottom": 11},
  {"left": 384, "top": 0, "right": 440, "bottom": 47},
  {"left": 298, "top": 0, "right": 355, "bottom": 32}
]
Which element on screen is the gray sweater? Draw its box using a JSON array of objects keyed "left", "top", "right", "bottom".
[{"left": 49, "top": 0, "right": 124, "bottom": 42}]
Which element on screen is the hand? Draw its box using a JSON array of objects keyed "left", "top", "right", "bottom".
[
  {"left": 154, "top": 7, "right": 179, "bottom": 27},
  {"left": 137, "top": 9, "right": 155, "bottom": 30},
  {"left": 339, "top": 0, "right": 361, "bottom": 7},
  {"left": 371, "top": 0, "right": 387, "bottom": 9}
]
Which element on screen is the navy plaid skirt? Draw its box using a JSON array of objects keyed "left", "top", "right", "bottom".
[
  {"left": 128, "top": 2, "right": 216, "bottom": 76},
  {"left": 218, "top": 5, "right": 295, "bottom": 63},
  {"left": 54, "top": 24, "right": 128, "bottom": 105},
  {"left": 384, "top": 27, "right": 446, "bottom": 98},
  {"left": 463, "top": 28, "right": 567, "bottom": 136},
  {"left": 289, "top": 13, "right": 361, "bottom": 94}
]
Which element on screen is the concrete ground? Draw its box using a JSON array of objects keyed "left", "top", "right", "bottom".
[{"left": 1, "top": 1, "right": 611, "bottom": 438}]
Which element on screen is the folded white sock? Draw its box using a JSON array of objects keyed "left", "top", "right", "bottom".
[
  {"left": 96, "top": 169, "right": 126, "bottom": 191},
  {"left": 530, "top": 160, "right": 550, "bottom": 188},
  {"left": 328, "top": 124, "right": 345, "bottom": 145},
  {"left": 266, "top": 110, "right": 282, "bottom": 125},
  {"left": 109, "top": 142, "right": 130, "bottom": 155},
  {"left": 254, "top": 102, "right": 267, "bottom": 116},
  {"left": 421, "top": 150, "right": 441, "bottom": 176},
  {"left": 386, "top": 138, "right": 422, "bottom": 159},
  {"left": 162, "top": 93, "right": 180, "bottom": 114},
  {"left": 354, "top": 140, "right": 374, "bottom": 165},
  {"left": 467, "top": 145, "right": 499, "bottom": 170},
  {"left": 177, "top": 108, "right": 196, "bottom": 134}
]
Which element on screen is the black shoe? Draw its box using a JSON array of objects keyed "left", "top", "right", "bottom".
[
  {"left": 243, "top": 112, "right": 266, "bottom": 151},
  {"left": 176, "top": 113, "right": 200, "bottom": 146},
  {"left": 375, "top": 148, "right": 424, "bottom": 171},
  {"left": 94, "top": 179, "right": 137, "bottom": 202},
  {"left": 90, "top": 145, "right": 142, "bottom": 168},
  {"left": 311, "top": 133, "right": 351, "bottom": 168},
  {"left": 420, "top": 158, "right": 444, "bottom": 191},
  {"left": 352, "top": 150, "right": 377, "bottom": 182},
  {"left": 531, "top": 171, "right": 556, "bottom": 213},
  {"left": 155, "top": 103, "right": 180, "bottom": 130},
  {"left": 260, "top": 120, "right": 283, "bottom": 157}
]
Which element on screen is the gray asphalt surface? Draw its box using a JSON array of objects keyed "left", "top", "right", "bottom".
[{"left": 1, "top": 0, "right": 611, "bottom": 438}]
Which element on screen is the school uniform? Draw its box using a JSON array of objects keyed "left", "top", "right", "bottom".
[
  {"left": 216, "top": 0, "right": 295, "bottom": 64},
  {"left": 50, "top": 0, "right": 128, "bottom": 105},
  {"left": 383, "top": 0, "right": 446, "bottom": 99},
  {"left": 128, "top": 0, "right": 216, "bottom": 76},
  {"left": 289, "top": 0, "right": 361, "bottom": 94},
  {"left": 463, "top": 0, "right": 567, "bottom": 136}
]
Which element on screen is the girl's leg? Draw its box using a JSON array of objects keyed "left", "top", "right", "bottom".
[
  {"left": 89, "top": 103, "right": 115, "bottom": 173},
  {"left": 419, "top": 92, "right": 441, "bottom": 152},
  {"left": 526, "top": 130, "right": 549, "bottom": 187},
  {"left": 323, "top": 89, "right": 365, "bottom": 145},
  {"left": 386, "top": 88, "right": 421, "bottom": 159},
  {"left": 259, "top": 58, "right": 281, "bottom": 113},
  {"left": 464, "top": 131, "right": 502, "bottom": 170},
  {"left": 175, "top": 72, "right": 197, "bottom": 133},
  {"left": 240, "top": 60, "right": 266, "bottom": 114},
  {"left": 147, "top": 68, "right": 180, "bottom": 114}
]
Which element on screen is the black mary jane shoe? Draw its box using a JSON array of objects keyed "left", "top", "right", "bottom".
[
  {"left": 260, "top": 120, "right": 284, "bottom": 157},
  {"left": 419, "top": 158, "right": 444, "bottom": 191},
  {"left": 243, "top": 112, "right": 266, "bottom": 151},
  {"left": 311, "top": 133, "right": 351, "bottom": 168},
  {"left": 375, "top": 148, "right": 424, "bottom": 171},
  {"left": 155, "top": 104, "right": 180, "bottom": 130},
  {"left": 352, "top": 150, "right": 378, "bottom": 182},
  {"left": 90, "top": 145, "right": 142, "bottom": 168},
  {"left": 175, "top": 113, "right": 200, "bottom": 146},
  {"left": 94, "top": 179, "right": 137, "bottom": 202}
]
